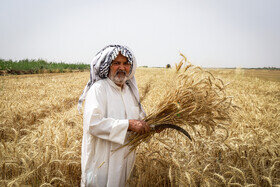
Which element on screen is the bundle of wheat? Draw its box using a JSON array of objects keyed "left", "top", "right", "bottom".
[{"left": 125, "top": 54, "right": 236, "bottom": 151}]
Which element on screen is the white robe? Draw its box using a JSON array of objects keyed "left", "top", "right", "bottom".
[{"left": 81, "top": 78, "right": 144, "bottom": 187}]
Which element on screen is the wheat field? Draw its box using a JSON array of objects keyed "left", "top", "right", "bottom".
[{"left": 0, "top": 68, "right": 279, "bottom": 186}]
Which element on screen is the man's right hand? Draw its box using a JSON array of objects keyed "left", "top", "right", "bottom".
[{"left": 128, "top": 119, "right": 150, "bottom": 134}]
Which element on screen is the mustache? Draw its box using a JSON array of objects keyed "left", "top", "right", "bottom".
[{"left": 115, "top": 70, "right": 127, "bottom": 76}]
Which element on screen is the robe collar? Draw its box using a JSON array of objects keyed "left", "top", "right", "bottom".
[{"left": 106, "top": 78, "right": 128, "bottom": 92}]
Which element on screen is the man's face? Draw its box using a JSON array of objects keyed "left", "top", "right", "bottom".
[{"left": 108, "top": 53, "right": 131, "bottom": 87}]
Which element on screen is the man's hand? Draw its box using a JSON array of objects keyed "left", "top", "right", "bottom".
[{"left": 128, "top": 119, "right": 150, "bottom": 134}]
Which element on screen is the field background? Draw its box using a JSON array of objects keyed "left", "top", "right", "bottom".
[
  {"left": 0, "top": 59, "right": 90, "bottom": 75},
  {"left": 0, "top": 68, "right": 279, "bottom": 186}
]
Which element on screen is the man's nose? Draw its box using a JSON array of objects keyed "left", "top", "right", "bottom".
[{"left": 118, "top": 63, "right": 125, "bottom": 70}]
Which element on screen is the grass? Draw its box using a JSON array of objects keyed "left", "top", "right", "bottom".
[{"left": 0, "top": 59, "right": 90, "bottom": 75}]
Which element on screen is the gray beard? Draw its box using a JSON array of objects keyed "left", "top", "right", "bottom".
[{"left": 109, "top": 70, "right": 128, "bottom": 86}]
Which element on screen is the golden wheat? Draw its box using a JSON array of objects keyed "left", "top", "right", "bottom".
[{"left": 0, "top": 66, "right": 279, "bottom": 186}]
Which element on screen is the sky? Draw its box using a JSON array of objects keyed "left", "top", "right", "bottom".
[{"left": 0, "top": 0, "right": 279, "bottom": 68}]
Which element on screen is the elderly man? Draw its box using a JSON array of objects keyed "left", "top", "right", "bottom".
[{"left": 78, "top": 45, "right": 149, "bottom": 186}]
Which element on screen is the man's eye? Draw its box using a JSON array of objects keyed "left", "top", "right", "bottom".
[{"left": 112, "top": 62, "right": 120, "bottom": 65}]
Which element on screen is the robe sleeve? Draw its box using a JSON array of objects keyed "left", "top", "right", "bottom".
[{"left": 83, "top": 82, "right": 129, "bottom": 145}]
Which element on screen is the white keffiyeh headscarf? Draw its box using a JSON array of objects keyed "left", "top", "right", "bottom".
[{"left": 78, "top": 45, "right": 145, "bottom": 116}]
